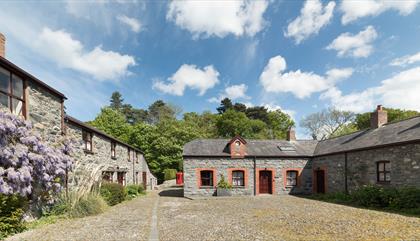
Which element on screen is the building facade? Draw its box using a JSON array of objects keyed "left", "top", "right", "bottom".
[
  {"left": 183, "top": 106, "right": 420, "bottom": 198},
  {"left": 0, "top": 34, "right": 156, "bottom": 191}
]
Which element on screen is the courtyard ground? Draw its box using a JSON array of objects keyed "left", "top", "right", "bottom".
[{"left": 8, "top": 187, "right": 420, "bottom": 241}]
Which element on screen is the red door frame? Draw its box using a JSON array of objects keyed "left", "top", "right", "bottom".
[{"left": 256, "top": 168, "right": 275, "bottom": 195}]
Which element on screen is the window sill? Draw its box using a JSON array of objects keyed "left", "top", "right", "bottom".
[
  {"left": 111, "top": 157, "right": 117, "bottom": 160},
  {"left": 232, "top": 186, "right": 245, "bottom": 189},
  {"left": 84, "top": 150, "right": 94, "bottom": 155},
  {"left": 199, "top": 186, "right": 215, "bottom": 189}
]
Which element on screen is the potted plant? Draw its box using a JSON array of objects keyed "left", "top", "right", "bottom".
[{"left": 216, "top": 174, "right": 232, "bottom": 196}]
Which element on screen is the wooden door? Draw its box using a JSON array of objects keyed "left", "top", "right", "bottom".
[
  {"left": 316, "top": 170, "right": 325, "bottom": 194},
  {"left": 142, "top": 171, "right": 147, "bottom": 189},
  {"left": 259, "top": 171, "right": 272, "bottom": 194},
  {"left": 117, "top": 172, "right": 125, "bottom": 186}
]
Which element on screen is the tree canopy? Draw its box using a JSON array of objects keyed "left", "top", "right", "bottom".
[{"left": 89, "top": 95, "right": 294, "bottom": 182}]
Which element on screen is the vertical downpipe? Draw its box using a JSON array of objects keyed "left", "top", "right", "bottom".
[
  {"left": 344, "top": 152, "right": 348, "bottom": 194},
  {"left": 253, "top": 156, "right": 257, "bottom": 196}
]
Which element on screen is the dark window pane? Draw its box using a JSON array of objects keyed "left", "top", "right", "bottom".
[
  {"left": 0, "top": 67, "right": 10, "bottom": 93},
  {"left": 12, "top": 75, "right": 23, "bottom": 98},
  {"left": 201, "top": 171, "right": 213, "bottom": 186},
  {"left": 12, "top": 98, "right": 23, "bottom": 116},
  {"left": 0, "top": 93, "right": 9, "bottom": 108}
]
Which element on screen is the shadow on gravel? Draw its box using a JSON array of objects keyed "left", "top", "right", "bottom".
[{"left": 159, "top": 188, "right": 184, "bottom": 198}]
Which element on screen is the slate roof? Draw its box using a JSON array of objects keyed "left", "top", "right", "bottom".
[
  {"left": 183, "top": 116, "right": 420, "bottom": 158},
  {"left": 183, "top": 139, "right": 318, "bottom": 157},
  {"left": 314, "top": 115, "right": 420, "bottom": 156}
]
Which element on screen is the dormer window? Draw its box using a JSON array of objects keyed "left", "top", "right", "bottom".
[{"left": 229, "top": 136, "right": 247, "bottom": 158}]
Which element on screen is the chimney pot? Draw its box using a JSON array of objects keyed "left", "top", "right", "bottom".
[
  {"left": 0, "top": 33, "right": 5, "bottom": 58},
  {"left": 287, "top": 128, "right": 296, "bottom": 141},
  {"left": 371, "top": 105, "right": 388, "bottom": 129}
]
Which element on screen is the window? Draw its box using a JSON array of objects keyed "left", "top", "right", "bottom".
[
  {"left": 200, "top": 170, "right": 213, "bottom": 186},
  {"left": 82, "top": 131, "right": 92, "bottom": 152},
  {"left": 286, "top": 170, "right": 298, "bottom": 186},
  {"left": 377, "top": 161, "right": 391, "bottom": 182},
  {"left": 0, "top": 66, "right": 25, "bottom": 117},
  {"left": 111, "top": 142, "right": 116, "bottom": 158},
  {"left": 128, "top": 148, "right": 131, "bottom": 161},
  {"left": 102, "top": 171, "right": 113, "bottom": 182},
  {"left": 135, "top": 152, "right": 139, "bottom": 163},
  {"left": 232, "top": 170, "right": 245, "bottom": 187}
]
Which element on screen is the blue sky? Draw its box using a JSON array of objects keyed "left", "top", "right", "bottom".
[{"left": 1, "top": 0, "right": 420, "bottom": 137}]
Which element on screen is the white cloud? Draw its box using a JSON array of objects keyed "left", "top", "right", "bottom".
[
  {"left": 153, "top": 64, "right": 220, "bottom": 96},
  {"left": 340, "top": 0, "right": 419, "bottom": 25},
  {"left": 117, "top": 15, "right": 142, "bottom": 33},
  {"left": 208, "top": 84, "right": 250, "bottom": 103},
  {"left": 390, "top": 51, "right": 420, "bottom": 67},
  {"left": 263, "top": 103, "right": 296, "bottom": 119},
  {"left": 259, "top": 55, "right": 353, "bottom": 99},
  {"left": 285, "top": 0, "right": 335, "bottom": 44},
  {"left": 326, "top": 26, "right": 377, "bottom": 58},
  {"left": 36, "top": 28, "right": 135, "bottom": 81},
  {"left": 321, "top": 67, "right": 420, "bottom": 112},
  {"left": 166, "top": 0, "right": 269, "bottom": 39}
]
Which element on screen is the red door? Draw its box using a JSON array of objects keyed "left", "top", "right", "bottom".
[
  {"left": 142, "top": 171, "right": 147, "bottom": 189},
  {"left": 316, "top": 170, "right": 325, "bottom": 194},
  {"left": 117, "top": 172, "right": 125, "bottom": 186},
  {"left": 259, "top": 171, "right": 272, "bottom": 194}
]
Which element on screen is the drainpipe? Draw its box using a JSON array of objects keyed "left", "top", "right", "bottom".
[
  {"left": 344, "top": 152, "right": 348, "bottom": 194},
  {"left": 253, "top": 156, "right": 256, "bottom": 196}
]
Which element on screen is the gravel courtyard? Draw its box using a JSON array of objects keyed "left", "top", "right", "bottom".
[
  {"left": 158, "top": 188, "right": 420, "bottom": 241},
  {"left": 7, "top": 188, "right": 420, "bottom": 241}
]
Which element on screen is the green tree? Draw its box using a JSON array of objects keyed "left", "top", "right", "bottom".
[
  {"left": 110, "top": 91, "right": 124, "bottom": 110},
  {"left": 245, "top": 106, "right": 269, "bottom": 123},
  {"left": 216, "top": 110, "right": 267, "bottom": 138},
  {"left": 183, "top": 111, "right": 218, "bottom": 138},
  {"left": 88, "top": 107, "right": 131, "bottom": 142},
  {"left": 147, "top": 100, "right": 176, "bottom": 124},
  {"left": 233, "top": 103, "right": 247, "bottom": 113},
  {"left": 216, "top": 98, "right": 233, "bottom": 114},
  {"left": 355, "top": 108, "right": 420, "bottom": 130},
  {"left": 266, "top": 110, "right": 295, "bottom": 139}
]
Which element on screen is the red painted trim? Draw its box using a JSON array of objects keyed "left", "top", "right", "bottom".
[
  {"left": 227, "top": 168, "right": 248, "bottom": 188},
  {"left": 196, "top": 168, "right": 217, "bottom": 188},
  {"left": 256, "top": 168, "right": 276, "bottom": 195},
  {"left": 312, "top": 166, "right": 328, "bottom": 193},
  {"left": 282, "top": 168, "right": 303, "bottom": 188}
]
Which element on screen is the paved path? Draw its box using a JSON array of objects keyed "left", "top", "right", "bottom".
[
  {"left": 8, "top": 188, "right": 420, "bottom": 241},
  {"left": 7, "top": 192, "right": 158, "bottom": 241}
]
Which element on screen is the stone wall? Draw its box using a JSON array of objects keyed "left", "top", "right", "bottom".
[
  {"left": 313, "top": 143, "right": 420, "bottom": 193},
  {"left": 27, "top": 81, "right": 63, "bottom": 144},
  {"left": 66, "top": 122, "right": 144, "bottom": 191},
  {"left": 183, "top": 157, "right": 312, "bottom": 198},
  {"left": 312, "top": 154, "right": 346, "bottom": 193}
]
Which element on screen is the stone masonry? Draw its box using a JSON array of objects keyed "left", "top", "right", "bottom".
[{"left": 184, "top": 157, "right": 312, "bottom": 198}]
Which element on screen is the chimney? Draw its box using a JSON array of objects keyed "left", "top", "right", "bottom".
[
  {"left": 287, "top": 128, "right": 296, "bottom": 141},
  {"left": 370, "top": 105, "right": 388, "bottom": 129},
  {"left": 0, "top": 33, "right": 5, "bottom": 58}
]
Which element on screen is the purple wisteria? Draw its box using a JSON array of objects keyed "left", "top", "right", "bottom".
[{"left": 0, "top": 111, "right": 73, "bottom": 202}]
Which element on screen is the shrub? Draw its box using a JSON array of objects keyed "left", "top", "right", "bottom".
[
  {"left": 100, "top": 182, "right": 127, "bottom": 206},
  {"left": 388, "top": 187, "right": 420, "bottom": 209},
  {"left": 0, "top": 194, "right": 27, "bottom": 239},
  {"left": 49, "top": 191, "right": 108, "bottom": 218},
  {"left": 164, "top": 169, "right": 177, "bottom": 181},
  {"left": 125, "top": 184, "right": 145, "bottom": 199},
  {"left": 351, "top": 185, "right": 386, "bottom": 207},
  {"left": 217, "top": 175, "right": 232, "bottom": 189}
]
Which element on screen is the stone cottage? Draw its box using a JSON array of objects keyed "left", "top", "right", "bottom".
[
  {"left": 0, "top": 33, "right": 156, "bottom": 190},
  {"left": 183, "top": 106, "right": 420, "bottom": 197}
]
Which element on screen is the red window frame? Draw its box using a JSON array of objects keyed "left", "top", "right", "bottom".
[{"left": 200, "top": 170, "right": 214, "bottom": 187}]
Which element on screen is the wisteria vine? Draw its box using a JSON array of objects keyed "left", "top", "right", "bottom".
[{"left": 0, "top": 111, "right": 73, "bottom": 202}]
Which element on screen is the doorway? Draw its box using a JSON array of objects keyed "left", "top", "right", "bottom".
[
  {"left": 315, "top": 170, "right": 325, "bottom": 194},
  {"left": 259, "top": 170, "right": 272, "bottom": 194}
]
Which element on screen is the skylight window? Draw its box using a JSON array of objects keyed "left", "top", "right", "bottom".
[{"left": 278, "top": 146, "right": 296, "bottom": 152}]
